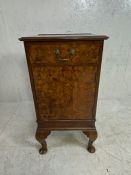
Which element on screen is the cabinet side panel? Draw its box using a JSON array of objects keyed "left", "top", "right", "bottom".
[
  {"left": 92, "top": 40, "right": 104, "bottom": 119},
  {"left": 24, "top": 42, "right": 40, "bottom": 121}
]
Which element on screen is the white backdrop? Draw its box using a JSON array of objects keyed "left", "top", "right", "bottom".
[{"left": 0, "top": 0, "right": 131, "bottom": 102}]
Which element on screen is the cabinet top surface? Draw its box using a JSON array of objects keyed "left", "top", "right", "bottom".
[{"left": 19, "top": 33, "right": 109, "bottom": 41}]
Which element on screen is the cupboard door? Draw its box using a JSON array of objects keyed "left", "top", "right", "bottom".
[{"left": 32, "top": 65, "right": 96, "bottom": 120}]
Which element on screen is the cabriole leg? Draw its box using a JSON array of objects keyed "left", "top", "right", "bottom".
[
  {"left": 83, "top": 129, "right": 98, "bottom": 153},
  {"left": 35, "top": 128, "right": 51, "bottom": 154}
]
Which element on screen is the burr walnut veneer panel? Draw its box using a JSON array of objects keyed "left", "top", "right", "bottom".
[{"left": 33, "top": 66, "right": 96, "bottom": 120}]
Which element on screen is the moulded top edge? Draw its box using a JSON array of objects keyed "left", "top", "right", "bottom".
[{"left": 19, "top": 33, "right": 109, "bottom": 41}]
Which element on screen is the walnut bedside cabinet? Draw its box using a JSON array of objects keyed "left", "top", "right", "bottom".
[{"left": 19, "top": 34, "right": 109, "bottom": 154}]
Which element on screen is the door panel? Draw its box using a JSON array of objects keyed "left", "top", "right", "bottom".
[{"left": 32, "top": 65, "right": 96, "bottom": 120}]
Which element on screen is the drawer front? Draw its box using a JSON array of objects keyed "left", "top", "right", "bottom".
[
  {"left": 32, "top": 65, "right": 97, "bottom": 120},
  {"left": 29, "top": 41, "right": 101, "bottom": 65}
]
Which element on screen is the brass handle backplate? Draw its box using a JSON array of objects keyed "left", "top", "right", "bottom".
[{"left": 69, "top": 48, "right": 75, "bottom": 56}]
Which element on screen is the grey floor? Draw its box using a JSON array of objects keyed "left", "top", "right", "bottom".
[{"left": 0, "top": 99, "right": 131, "bottom": 175}]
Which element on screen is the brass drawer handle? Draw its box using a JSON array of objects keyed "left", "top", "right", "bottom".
[
  {"left": 55, "top": 48, "right": 76, "bottom": 61},
  {"left": 55, "top": 48, "right": 60, "bottom": 56}
]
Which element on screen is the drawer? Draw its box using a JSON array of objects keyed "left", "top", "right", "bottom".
[
  {"left": 29, "top": 41, "right": 101, "bottom": 65},
  {"left": 32, "top": 65, "right": 97, "bottom": 120}
]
